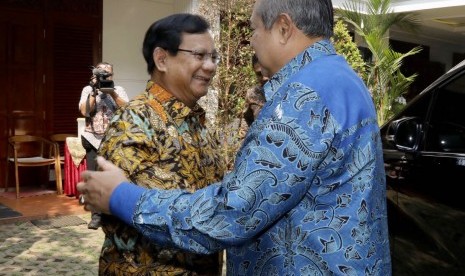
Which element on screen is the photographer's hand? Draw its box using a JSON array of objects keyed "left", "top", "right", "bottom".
[
  {"left": 110, "top": 90, "right": 128, "bottom": 107},
  {"left": 90, "top": 74, "right": 97, "bottom": 85},
  {"left": 89, "top": 75, "right": 98, "bottom": 97}
]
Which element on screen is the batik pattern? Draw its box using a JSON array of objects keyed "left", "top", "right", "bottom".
[
  {"left": 126, "top": 40, "right": 392, "bottom": 275},
  {"left": 98, "top": 81, "right": 225, "bottom": 275}
]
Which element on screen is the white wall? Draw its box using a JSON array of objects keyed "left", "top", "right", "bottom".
[
  {"left": 102, "top": 0, "right": 194, "bottom": 100},
  {"left": 390, "top": 28, "right": 464, "bottom": 71}
]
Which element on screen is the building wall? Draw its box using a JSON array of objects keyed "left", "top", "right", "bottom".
[
  {"left": 102, "top": 0, "right": 195, "bottom": 100},
  {"left": 390, "top": 28, "right": 464, "bottom": 71}
]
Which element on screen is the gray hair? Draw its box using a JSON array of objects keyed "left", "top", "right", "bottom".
[{"left": 255, "top": 0, "right": 333, "bottom": 38}]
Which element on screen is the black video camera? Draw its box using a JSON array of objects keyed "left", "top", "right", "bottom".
[{"left": 91, "top": 67, "right": 114, "bottom": 93}]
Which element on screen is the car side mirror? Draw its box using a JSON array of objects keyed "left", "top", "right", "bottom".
[{"left": 386, "top": 117, "right": 422, "bottom": 151}]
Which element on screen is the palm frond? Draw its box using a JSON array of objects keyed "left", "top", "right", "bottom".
[{"left": 337, "top": 0, "right": 421, "bottom": 125}]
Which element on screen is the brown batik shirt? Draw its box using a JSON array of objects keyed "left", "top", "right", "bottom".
[{"left": 98, "top": 81, "right": 226, "bottom": 275}]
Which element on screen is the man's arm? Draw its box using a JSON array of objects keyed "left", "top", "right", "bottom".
[
  {"left": 108, "top": 86, "right": 129, "bottom": 107},
  {"left": 78, "top": 156, "right": 127, "bottom": 214},
  {"left": 78, "top": 86, "right": 95, "bottom": 116},
  {"left": 80, "top": 116, "right": 333, "bottom": 255}
]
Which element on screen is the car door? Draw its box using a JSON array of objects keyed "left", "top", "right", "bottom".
[{"left": 382, "top": 63, "right": 465, "bottom": 275}]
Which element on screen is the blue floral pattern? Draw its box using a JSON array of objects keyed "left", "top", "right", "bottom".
[{"left": 120, "top": 40, "right": 391, "bottom": 275}]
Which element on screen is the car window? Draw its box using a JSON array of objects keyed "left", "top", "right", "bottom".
[
  {"left": 396, "top": 90, "right": 432, "bottom": 119},
  {"left": 425, "top": 72, "right": 465, "bottom": 152}
]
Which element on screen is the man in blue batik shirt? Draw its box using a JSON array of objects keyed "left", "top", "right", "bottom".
[{"left": 78, "top": 0, "right": 392, "bottom": 274}]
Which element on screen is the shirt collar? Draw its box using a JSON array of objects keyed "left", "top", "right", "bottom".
[
  {"left": 263, "top": 39, "right": 336, "bottom": 100},
  {"left": 145, "top": 81, "right": 206, "bottom": 127}
]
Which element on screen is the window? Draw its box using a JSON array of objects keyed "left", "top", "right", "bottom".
[{"left": 425, "top": 73, "right": 465, "bottom": 152}]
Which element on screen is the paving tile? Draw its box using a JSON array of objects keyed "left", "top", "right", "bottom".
[
  {"left": 0, "top": 194, "right": 227, "bottom": 275},
  {"left": 0, "top": 213, "right": 104, "bottom": 276}
]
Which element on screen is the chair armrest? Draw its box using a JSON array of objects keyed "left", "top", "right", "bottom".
[{"left": 38, "top": 137, "right": 60, "bottom": 159}]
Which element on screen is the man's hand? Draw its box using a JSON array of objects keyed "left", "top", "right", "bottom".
[{"left": 76, "top": 156, "right": 129, "bottom": 214}]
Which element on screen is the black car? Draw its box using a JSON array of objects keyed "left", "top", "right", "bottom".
[{"left": 381, "top": 59, "right": 465, "bottom": 275}]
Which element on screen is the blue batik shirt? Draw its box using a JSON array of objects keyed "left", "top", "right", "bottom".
[{"left": 110, "top": 39, "right": 392, "bottom": 275}]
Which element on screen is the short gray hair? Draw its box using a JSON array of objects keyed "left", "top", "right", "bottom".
[{"left": 255, "top": 0, "right": 333, "bottom": 38}]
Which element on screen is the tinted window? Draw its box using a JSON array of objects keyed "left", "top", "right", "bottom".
[{"left": 425, "top": 72, "right": 465, "bottom": 152}]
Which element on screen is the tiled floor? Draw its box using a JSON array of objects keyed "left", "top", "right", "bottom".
[
  {"left": 0, "top": 189, "right": 103, "bottom": 275},
  {"left": 0, "top": 188, "right": 227, "bottom": 275},
  {"left": 0, "top": 212, "right": 104, "bottom": 275},
  {"left": 0, "top": 190, "right": 86, "bottom": 225}
]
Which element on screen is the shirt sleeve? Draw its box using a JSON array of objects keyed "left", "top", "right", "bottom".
[
  {"left": 78, "top": 86, "right": 93, "bottom": 108},
  {"left": 114, "top": 86, "right": 129, "bottom": 102},
  {"left": 110, "top": 98, "right": 336, "bottom": 254},
  {"left": 110, "top": 182, "right": 145, "bottom": 224},
  {"left": 98, "top": 106, "right": 165, "bottom": 188}
]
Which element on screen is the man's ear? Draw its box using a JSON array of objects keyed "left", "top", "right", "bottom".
[
  {"left": 153, "top": 47, "right": 168, "bottom": 72},
  {"left": 275, "top": 13, "right": 293, "bottom": 44}
]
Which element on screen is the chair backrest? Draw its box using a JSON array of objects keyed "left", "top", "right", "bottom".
[
  {"left": 50, "top": 134, "right": 75, "bottom": 142},
  {"left": 50, "top": 133, "right": 75, "bottom": 158},
  {"left": 8, "top": 135, "right": 57, "bottom": 159},
  {"left": 6, "top": 135, "right": 63, "bottom": 197}
]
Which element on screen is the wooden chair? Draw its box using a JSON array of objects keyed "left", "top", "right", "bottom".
[
  {"left": 50, "top": 133, "right": 75, "bottom": 166},
  {"left": 5, "top": 135, "right": 62, "bottom": 198},
  {"left": 50, "top": 134, "right": 75, "bottom": 187}
]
